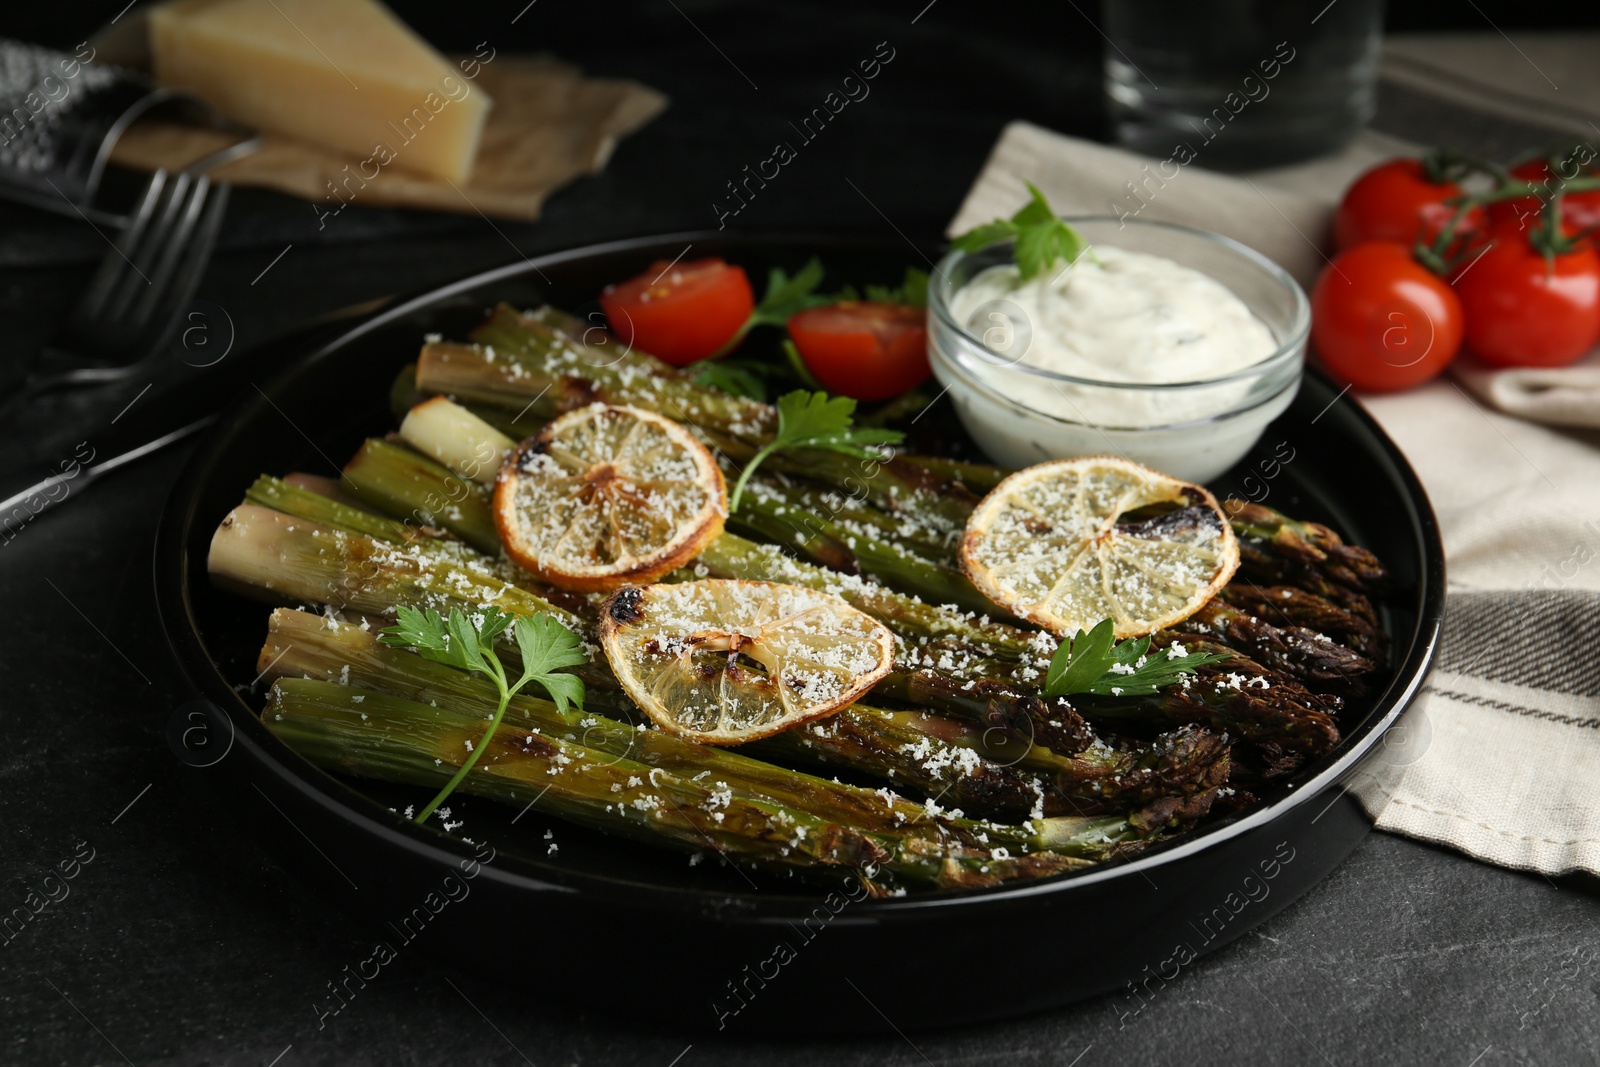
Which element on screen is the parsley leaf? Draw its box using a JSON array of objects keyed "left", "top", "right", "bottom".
[
  {"left": 749, "top": 257, "right": 829, "bottom": 327},
  {"left": 877, "top": 267, "right": 929, "bottom": 307},
  {"left": 950, "top": 182, "right": 1088, "bottom": 280},
  {"left": 381, "top": 605, "right": 454, "bottom": 658},
  {"left": 379, "top": 605, "right": 587, "bottom": 824},
  {"left": 511, "top": 614, "right": 589, "bottom": 715},
  {"left": 709, "top": 258, "right": 830, "bottom": 359},
  {"left": 447, "top": 609, "right": 483, "bottom": 669},
  {"left": 951, "top": 219, "right": 1019, "bottom": 252},
  {"left": 476, "top": 607, "right": 514, "bottom": 647},
  {"left": 728, "top": 389, "right": 904, "bottom": 512},
  {"left": 1041, "top": 618, "right": 1231, "bottom": 699},
  {"left": 1043, "top": 618, "right": 1117, "bottom": 696},
  {"left": 835, "top": 267, "right": 930, "bottom": 308},
  {"left": 701, "top": 259, "right": 926, "bottom": 361}
]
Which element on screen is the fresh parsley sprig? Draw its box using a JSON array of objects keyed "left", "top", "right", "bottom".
[
  {"left": 728, "top": 389, "right": 905, "bottom": 512},
  {"left": 751, "top": 257, "right": 829, "bottom": 326},
  {"left": 709, "top": 258, "right": 829, "bottom": 359},
  {"left": 1041, "top": 618, "right": 1230, "bottom": 699},
  {"left": 378, "top": 605, "right": 587, "bottom": 825},
  {"left": 951, "top": 182, "right": 1088, "bottom": 281},
  {"left": 692, "top": 264, "right": 929, "bottom": 401}
]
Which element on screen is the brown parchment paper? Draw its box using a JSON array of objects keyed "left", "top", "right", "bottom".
[{"left": 105, "top": 54, "right": 667, "bottom": 221}]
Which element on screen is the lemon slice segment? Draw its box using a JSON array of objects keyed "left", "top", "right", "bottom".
[
  {"left": 597, "top": 579, "right": 895, "bottom": 745},
  {"left": 958, "top": 456, "right": 1238, "bottom": 638},
  {"left": 493, "top": 404, "right": 726, "bottom": 593}
]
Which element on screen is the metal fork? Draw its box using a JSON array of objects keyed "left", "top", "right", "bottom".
[
  {"left": 7, "top": 134, "right": 258, "bottom": 407},
  {"left": 76, "top": 170, "right": 225, "bottom": 361},
  {"left": 21, "top": 168, "right": 228, "bottom": 394}
]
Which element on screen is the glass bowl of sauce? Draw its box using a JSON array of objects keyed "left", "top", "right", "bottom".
[{"left": 927, "top": 217, "right": 1308, "bottom": 483}]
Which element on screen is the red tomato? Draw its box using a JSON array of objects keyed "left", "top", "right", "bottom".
[
  {"left": 1333, "top": 159, "right": 1482, "bottom": 253},
  {"left": 1485, "top": 157, "right": 1600, "bottom": 234},
  {"left": 788, "top": 302, "right": 930, "bottom": 401},
  {"left": 1310, "top": 242, "right": 1464, "bottom": 392},
  {"left": 599, "top": 258, "right": 754, "bottom": 366},
  {"left": 1452, "top": 224, "right": 1600, "bottom": 368}
]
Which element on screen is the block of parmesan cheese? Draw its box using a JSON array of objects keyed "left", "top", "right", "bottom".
[{"left": 149, "top": 0, "right": 492, "bottom": 183}]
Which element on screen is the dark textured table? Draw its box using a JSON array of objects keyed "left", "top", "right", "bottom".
[{"left": 5, "top": 4, "right": 1599, "bottom": 1065}]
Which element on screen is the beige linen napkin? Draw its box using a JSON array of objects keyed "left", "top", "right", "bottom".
[
  {"left": 103, "top": 55, "right": 666, "bottom": 222},
  {"left": 954, "top": 119, "right": 1600, "bottom": 877},
  {"left": 1452, "top": 359, "right": 1600, "bottom": 430},
  {"left": 1383, "top": 31, "right": 1600, "bottom": 139}
]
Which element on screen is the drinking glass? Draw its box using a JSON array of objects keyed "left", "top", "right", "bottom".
[{"left": 1103, "top": 0, "right": 1386, "bottom": 168}]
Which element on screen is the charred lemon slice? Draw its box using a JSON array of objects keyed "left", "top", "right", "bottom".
[
  {"left": 959, "top": 456, "right": 1238, "bottom": 638},
  {"left": 493, "top": 404, "right": 726, "bottom": 593},
  {"left": 597, "top": 579, "right": 895, "bottom": 745}
]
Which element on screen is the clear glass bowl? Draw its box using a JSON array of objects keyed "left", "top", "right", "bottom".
[{"left": 927, "top": 217, "right": 1308, "bottom": 484}]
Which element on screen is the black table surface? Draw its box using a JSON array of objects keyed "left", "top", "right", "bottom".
[{"left": 5, "top": 4, "right": 1600, "bottom": 1065}]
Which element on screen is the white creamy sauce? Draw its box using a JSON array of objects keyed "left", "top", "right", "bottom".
[{"left": 949, "top": 246, "right": 1277, "bottom": 427}]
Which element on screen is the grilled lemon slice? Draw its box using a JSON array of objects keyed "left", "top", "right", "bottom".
[
  {"left": 959, "top": 456, "right": 1238, "bottom": 638},
  {"left": 597, "top": 579, "right": 895, "bottom": 745},
  {"left": 493, "top": 404, "right": 726, "bottom": 593}
]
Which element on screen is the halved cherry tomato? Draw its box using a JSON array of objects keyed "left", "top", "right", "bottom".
[
  {"left": 788, "top": 302, "right": 930, "bottom": 401},
  {"left": 1333, "top": 159, "right": 1482, "bottom": 254},
  {"left": 600, "top": 258, "right": 754, "bottom": 367},
  {"left": 1485, "top": 157, "right": 1600, "bottom": 234},
  {"left": 1452, "top": 223, "right": 1600, "bottom": 368},
  {"left": 1310, "top": 242, "right": 1464, "bottom": 392}
]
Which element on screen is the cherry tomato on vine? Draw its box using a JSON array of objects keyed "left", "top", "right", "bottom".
[
  {"left": 1485, "top": 157, "right": 1600, "bottom": 234},
  {"left": 1333, "top": 159, "right": 1482, "bottom": 253},
  {"left": 600, "top": 258, "right": 755, "bottom": 366},
  {"left": 787, "top": 302, "right": 930, "bottom": 401},
  {"left": 1452, "top": 223, "right": 1600, "bottom": 368},
  {"left": 1310, "top": 242, "right": 1464, "bottom": 392}
]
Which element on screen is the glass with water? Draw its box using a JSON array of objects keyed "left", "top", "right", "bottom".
[{"left": 1103, "top": 0, "right": 1386, "bottom": 168}]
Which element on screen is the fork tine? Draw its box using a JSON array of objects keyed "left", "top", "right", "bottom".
[
  {"left": 74, "top": 170, "right": 167, "bottom": 321},
  {"left": 159, "top": 181, "right": 230, "bottom": 343},
  {"left": 129, "top": 174, "right": 213, "bottom": 333},
  {"left": 5, "top": 177, "right": 232, "bottom": 413},
  {"left": 135, "top": 181, "right": 229, "bottom": 355},
  {"left": 103, "top": 170, "right": 196, "bottom": 324}
]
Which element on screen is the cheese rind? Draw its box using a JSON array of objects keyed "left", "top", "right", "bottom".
[{"left": 150, "top": 0, "right": 491, "bottom": 183}]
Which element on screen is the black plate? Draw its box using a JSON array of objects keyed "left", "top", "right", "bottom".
[{"left": 155, "top": 232, "right": 1445, "bottom": 1034}]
